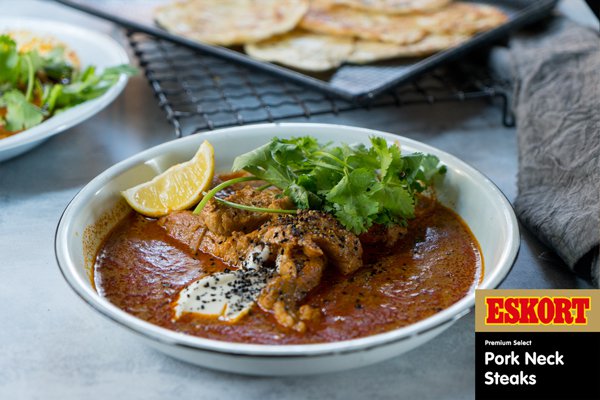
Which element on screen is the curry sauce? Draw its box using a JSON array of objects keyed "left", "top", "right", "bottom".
[{"left": 94, "top": 200, "right": 482, "bottom": 344}]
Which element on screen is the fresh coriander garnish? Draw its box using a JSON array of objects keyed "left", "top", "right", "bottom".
[
  {"left": 193, "top": 136, "right": 446, "bottom": 234},
  {"left": 0, "top": 34, "right": 137, "bottom": 135}
]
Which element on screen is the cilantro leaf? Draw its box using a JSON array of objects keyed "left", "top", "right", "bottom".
[
  {"left": 232, "top": 141, "right": 272, "bottom": 173},
  {"left": 369, "top": 136, "right": 394, "bottom": 179},
  {"left": 0, "top": 90, "right": 45, "bottom": 131},
  {"left": 0, "top": 32, "right": 137, "bottom": 133},
  {"left": 229, "top": 135, "right": 446, "bottom": 234},
  {"left": 50, "top": 64, "right": 137, "bottom": 113},
  {"left": 420, "top": 154, "right": 447, "bottom": 182},
  {"left": 325, "top": 168, "right": 379, "bottom": 234},
  {"left": 0, "top": 35, "right": 19, "bottom": 85},
  {"left": 371, "top": 182, "right": 415, "bottom": 221},
  {"left": 231, "top": 139, "right": 296, "bottom": 190}
]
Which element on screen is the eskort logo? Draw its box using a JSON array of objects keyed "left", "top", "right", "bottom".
[{"left": 485, "top": 296, "right": 591, "bottom": 325}]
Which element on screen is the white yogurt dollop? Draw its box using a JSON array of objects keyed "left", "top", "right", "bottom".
[{"left": 174, "top": 246, "right": 271, "bottom": 322}]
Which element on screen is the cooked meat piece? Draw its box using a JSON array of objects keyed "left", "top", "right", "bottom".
[
  {"left": 159, "top": 190, "right": 363, "bottom": 333},
  {"left": 414, "top": 193, "right": 438, "bottom": 218},
  {"left": 270, "top": 300, "right": 321, "bottom": 333},
  {"left": 258, "top": 246, "right": 325, "bottom": 332},
  {"left": 298, "top": 304, "right": 321, "bottom": 322},
  {"left": 201, "top": 231, "right": 257, "bottom": 267},
  {"left": 252, "top": 210, "right": 362, "bottom": 331},
  {"left": 258, "top": 210, "right": 363, "bottom": 275},
  {"left": 158, "top": 210, "right": 255, "bottom": 265},
  {"left": 359, "top": 223, "right": 407, "bottom": 247},
  {"left": 199, "top": 185, "right": 293, "bottom": 235},
  {"left": 158, "top": 210, "right": 208, "bottom": 254}
]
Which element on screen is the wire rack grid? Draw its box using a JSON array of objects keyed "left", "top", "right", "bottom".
[{"left": 127, "top": 32, "right": 514, "bottom": 137}]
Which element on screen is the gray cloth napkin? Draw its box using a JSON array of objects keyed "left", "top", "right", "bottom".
[{"left": 506, "top": 17, "right": 600, "bottom": 286}]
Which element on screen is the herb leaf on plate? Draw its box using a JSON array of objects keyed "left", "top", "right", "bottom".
[
  {"left": 0, "top": 90, "right": 44, "bottom": 131},
  {"left": 0, "top": 34, "right": 136, "bottom": 135},
  {"left": 196, "top": 136, "right": 446, "bottom": 235}
]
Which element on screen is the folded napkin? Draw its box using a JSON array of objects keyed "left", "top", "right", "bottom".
[{"left": 507, "top": 17, "right": 599, "bottom": 286}]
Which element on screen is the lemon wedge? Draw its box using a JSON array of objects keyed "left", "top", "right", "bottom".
[{"left": 121, "top": 140, "right": 215, "bottom": 217}]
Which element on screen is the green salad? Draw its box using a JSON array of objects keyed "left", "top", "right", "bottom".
[{"left": 0, "top": 33, "right": 136, "bottom": 137}]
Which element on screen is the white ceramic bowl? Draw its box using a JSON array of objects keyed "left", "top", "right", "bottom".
[
  {"left": 55, "top": 123, "right": 519, "bottom": 375},
  {"left": 0, "top": 18, "right": 130, "bottom": 162}
]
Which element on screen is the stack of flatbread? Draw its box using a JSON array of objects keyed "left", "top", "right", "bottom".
[{"left": 155, "top": 0, "right": 507, "bottom": 71}]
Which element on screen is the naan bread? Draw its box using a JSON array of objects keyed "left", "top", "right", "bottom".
[
  {"left": 154, "top": 0, "right": 309, "bottom": 46},
  {"left": 245, "top": 30, "right": 469, "bottom": 70},
  {"left": 299, "top": 0, "right": 427, "bottom": 44},
  {"left": 347, "top": 34, "right": 469, "bottom": 63},
  {"left": 245, "top": 30, "right": 354, "bottom": 71},
  {"left": 300, "top": 1, "right": 507, "bottom": 43},
  {"left": 327, "top": 0, "right": 452, "bottom": 14},
  {"left": 416, "top": 2, "right": 508, "bottom": 34}
]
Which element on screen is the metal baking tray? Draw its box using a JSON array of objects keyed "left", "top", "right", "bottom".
[{"left": 55, "top": 0, "right": 557, "bottom": 103}]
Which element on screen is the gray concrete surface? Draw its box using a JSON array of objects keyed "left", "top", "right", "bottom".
[{"left": 0, "top": 1, "right": 596, "bottom": 399}]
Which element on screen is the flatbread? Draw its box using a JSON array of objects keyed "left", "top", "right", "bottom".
[
  {"left": 246, "top": 30, "right": 469, "bottom": 70},
  {"left": 347, "top": 34, "right": 469, "bottom": 63},
  {"left": 300, "top": 1, "right": 507, "bottom": 44},
  {"left": 154, "top": 0, "right": 309, "bottom": 46},
  {"left": 327, "top": 0, "right": 452, "bottom": 14},
  {"left": 245, "top": 30, "right": 354, "bottom": 71},
  {"left": 416, "top": 2, "right": 508, "bottom": 34},
  {"left": 299, "top": 0, "right": 427, "bottom": 44}
]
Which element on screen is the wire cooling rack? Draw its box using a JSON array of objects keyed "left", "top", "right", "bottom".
[{"left": 127, "top": 32, "right": 514, "bottom": 137}]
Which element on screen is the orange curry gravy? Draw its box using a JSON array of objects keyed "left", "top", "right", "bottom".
[{"left": 94, "top": 201, "right": 482, "bottom": 344}]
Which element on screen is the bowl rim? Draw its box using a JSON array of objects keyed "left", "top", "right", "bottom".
[
  {"left": 0, "top": 17, "right": 130, "bottom": 153},
  {"left": 54, "top": 122, "right": 520, "bottom": 357}
]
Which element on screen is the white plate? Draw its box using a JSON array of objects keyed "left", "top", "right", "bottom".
[
  {"left": 55, "top": 123, "right": 519, "bottom": 375},
  {"left": 0, "top": 18, "right": 130, "bottom": 162}
]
